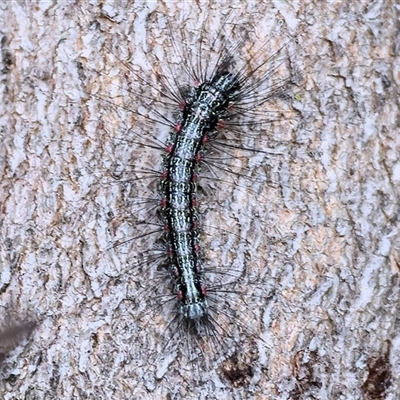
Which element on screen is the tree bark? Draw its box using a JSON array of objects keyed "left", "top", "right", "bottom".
[{"left": 0, "top": 1, "right": 399, "bottom": 399}]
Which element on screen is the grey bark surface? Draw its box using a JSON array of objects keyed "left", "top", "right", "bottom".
[{"left": 0, "top": 1, "right": 399, "bottom": 399}]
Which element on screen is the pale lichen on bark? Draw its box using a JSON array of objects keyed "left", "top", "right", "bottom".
[{"left": 0, "top": 1, "right": 399, "bottom": 399}]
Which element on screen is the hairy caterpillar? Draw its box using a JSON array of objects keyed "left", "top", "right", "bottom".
[{"left": 81, "top": 2, "right": 304, "bottom": 397}]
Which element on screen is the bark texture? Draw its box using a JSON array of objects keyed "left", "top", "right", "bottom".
[{"left": 0, "top": 1, "right": 399, "bottom": 399}]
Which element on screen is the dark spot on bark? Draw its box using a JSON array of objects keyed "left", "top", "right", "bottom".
[
  {"left": 0, "top": 319, "right": 37, "bottom": 363},
  {"left": 50, "top": 362, "right": 60, "bottom": 390},
  {"left": 290, "top": 351, "right": 322, "bottom": 399},
  {"left": 4, "top": 373, "right": 18, "bottom": 385},
  {"left": 361, "top": 354, "right": 391, "bottom": 399},
  {"left": 220, "top": 353, "right": 254, "bottom": 387},
  {"left": 1, "top": 47, "right": 13, "bottom": 74},
  {"left": 91, "top": 332, "right": 99, "bottom": 349},
  {"left": 380, "top": 73, "right": 391, "bottom": 89}
]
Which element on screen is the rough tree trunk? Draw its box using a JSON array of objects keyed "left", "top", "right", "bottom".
[{"left": 0, "top": 1, "right": 399, "bottom": 399}]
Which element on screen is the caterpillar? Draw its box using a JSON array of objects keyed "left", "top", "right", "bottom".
[{"left": 81, "top": 2, "right": 305, "bottom": 397}]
